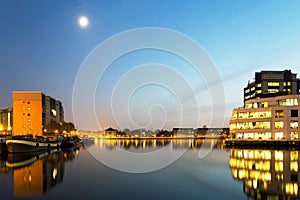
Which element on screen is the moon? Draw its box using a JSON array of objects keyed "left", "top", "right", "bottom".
[{"left": 78, "top": 16, "right": 89, "bottom": 28}]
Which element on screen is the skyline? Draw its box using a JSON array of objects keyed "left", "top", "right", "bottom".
[{"left": 1, "top": 1, "right": 300, "bottom": 131}]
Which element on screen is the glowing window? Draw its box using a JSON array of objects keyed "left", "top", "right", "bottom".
[
  {"left": 268, "top": 82, "right": 279, "bottom": 86},
  {"left": 275, "top": 132, "right": 284, "bottom": 139},
  {"left": 291, "top": 151, "right": 298, "bottom": 161},
  {"left": 291, "top": 132, "right": 298, "bottom": 140},
  {"left": 291, "top": 121, "right": 298, "bottom": 129},
  {"left": 290, "top": 162, "right": 298, "bottom": 172},
  {"left": 275, "top": 110, "right": 284, "bottom": 118},
  {"left": 232, "top": 113, "right": 238, "bottom": 119},
  {"left": 268, "top": 89, "right": 279, "bottom": 93},
  {"left": 245, "top": 104, "right": 252, "bottom": 109},
  {"left": 275, "top": 151, "right": 283, "bottom": 160},
  {"left": 275, "top": 161, "right": 283, "bottom": 172},
  {"left": 275, "top": 122, "right": 284, "bottom": 129}
]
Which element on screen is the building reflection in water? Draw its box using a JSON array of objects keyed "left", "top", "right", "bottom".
[
  {"left": 13, "top": 152, "right": 64, "bottom": 197},
  {"left": 0, "top": 147, "right": 80, "bottom": 198},
  {"left": 94, "top": 138, "right": 224, "bottom": 151},
  {"left": 229, "top": 149, "right": 299, "bottom": 199}
]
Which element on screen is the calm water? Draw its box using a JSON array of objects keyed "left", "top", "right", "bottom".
[{"left": 0, "top": 139, "right": 298, "bottom": 200}]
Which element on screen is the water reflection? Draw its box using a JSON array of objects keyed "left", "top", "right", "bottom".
[
  {"left": 229, "top": 149, "right": 300, "bottom": 199},
  {"left": 94, "top": 138, "right": 224, "bottom": 151},
  {"left": 0, "top": 147, "right": 81, "bottom": 198}
]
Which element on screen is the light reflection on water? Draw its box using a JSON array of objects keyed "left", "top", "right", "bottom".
[
  {"left": 1, "top": 139, "right": 299, "bottom": 199},
  {"left": 229, "top": 148, "right": 300, "bottom": 199}
]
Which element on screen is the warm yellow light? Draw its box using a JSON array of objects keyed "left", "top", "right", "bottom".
[{"left": 53, "top": 168, "right": 57, "bottom": 179}]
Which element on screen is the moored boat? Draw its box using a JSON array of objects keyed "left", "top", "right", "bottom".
[
  {"left": 6, "top": 135, "right": 61, "bottom": 153},
  {"left": 60, "top": 136, "right": 81, "bottom": 149},
  {"left": 5, "top": 149, "right": 60, "bottom": 168},
  {"left": 0, "top": 137, "right": 7, "bottom": 153}
]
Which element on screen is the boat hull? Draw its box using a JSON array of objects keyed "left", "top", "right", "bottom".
[{"left": 6, "top": 139, "right": 60, "bottom": 153}]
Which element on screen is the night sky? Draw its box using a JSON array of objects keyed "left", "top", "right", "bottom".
[{"left": 1, "top": 0, "right": 300, "bottom": 131}]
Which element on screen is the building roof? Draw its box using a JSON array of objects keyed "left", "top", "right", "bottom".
[{"left": 105, "top": 127, "right": 117, "bottom": 131}]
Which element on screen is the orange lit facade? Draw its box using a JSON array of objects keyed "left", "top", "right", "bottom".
[
  {"left": 12, "top": 91, "right": 64, "bottom": 137},
  {"left": 14, "top": 160, "right": 43, "bottom": 197},
  {"left": 13, "top": 92, "right": 43, "bottom": 137}
]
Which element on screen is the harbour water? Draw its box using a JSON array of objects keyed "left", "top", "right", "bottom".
[{"left": 0, "top": 139, "right": 299, "bottom": 199}]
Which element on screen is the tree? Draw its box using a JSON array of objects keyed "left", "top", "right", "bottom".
[
  {"left": 62, "top": 122, "right": 76, "bottom": 133},
  {"left": 44, "top": 121, "right": 62, "bottom": 134}
]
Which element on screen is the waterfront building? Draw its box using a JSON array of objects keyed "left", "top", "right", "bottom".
[
  {"left": 230, "top": 70, "right": 300, "bottom": 140},
  {"left": 104, "top": 127, "right": 118, "bottom": 137},
  {"left": 195, "top": 127, "right": 229, "bottom": 137},
  {"left": 229, "top": 149, "right": 299, "bottom": 199},
  {"left": 172, "top": 128, "right": 194, "bottom": 138},
  {"left": 12, "top": 91, "right": 64, "bottom": 137},
  {"left": 0, "top": 107, "right": 13, "bottom": 135},
  {"left": 244, "top": 70, "right": 300, "bottom": 102}
]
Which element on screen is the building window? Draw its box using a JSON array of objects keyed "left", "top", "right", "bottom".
[
  {"left": 232, "top": 113, "right": 237, "bottom": 119},
  {"left": 275, "top": 132, "right": 284, "bottom": 139},
  {"left": 277, "top": 99, "right": 299, "bottom": 106},
  {"left": 268, "top": 82, "right": 279, "bottom": 86},
  {"left": 275, "top": 122, "right": 284, "bottom": 129},
  {"left": 27, "top": 113, "right": 30, "bottom": 116},
  {"left": 291, "top": 132, "right": 298, "bottom": 140},
  {"left": 291, "top": 121, "right": 298, "bottom": 129},
  {"left": 291, "top": 110, "right": 298, "bottom": 117},
  {"left": 275, "top": 151, "right": 283, "bottom": 160},
  {"left": 268, "top": 89, "right": 279, "bottom": 93},
  {"left": 291, "top": 151, "right": 298, "bottom": 160},
  {"left": 290, "top": 162, "right": 298, "bottom": 172},
  {"left": 275, "top": 161, "right": 283, "bottom": 171},
  {"left": 27, "top": 101, "right": 30, "bottom": 104},
  {"left": 275, "top": 110, "right": 284, "bottom": 118},
  {"left": 245, "top": 104, "right": 252, "bottom": 109}
]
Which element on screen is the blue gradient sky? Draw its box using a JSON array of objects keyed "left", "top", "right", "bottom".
[{"left": 1, "top": 0, "right": 300, "bottom": 131}]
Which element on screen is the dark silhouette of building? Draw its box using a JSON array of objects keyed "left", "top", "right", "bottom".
[{"left": 244, "top": 70, "right": 300, "bottom": 102}]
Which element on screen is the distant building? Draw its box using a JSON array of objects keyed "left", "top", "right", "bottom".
[
  {"left": 244, "top": 70, "right": 300, "bottom": 102},
  {"left": 195, "top": 128, "right": 229, "bottom": 137},
  {"left": 230, "top": 70, "right": 300, "bottom": 140},
  {"left": 12, "top": 91, "right": 64, "bottom": 137},
  {"left": 104, "top": 127, "right": 118, "bottom": 137},
  {"left": 0, "top": 107, "right": 13, "bottom": 135},
  {"left": 172, "top": 128, "right": 194, "bottom": 138}
]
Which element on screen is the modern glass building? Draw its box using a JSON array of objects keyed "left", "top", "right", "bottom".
[
  {"left": 230, "top": 70, "right": 300, "bottom": 140},
  {"left": 244, "top": 70, "right": 300, "bottom": 102}
]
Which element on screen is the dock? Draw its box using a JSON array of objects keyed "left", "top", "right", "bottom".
[{"left": 225, "top": 139, "right": 300, "bottom": 150}]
